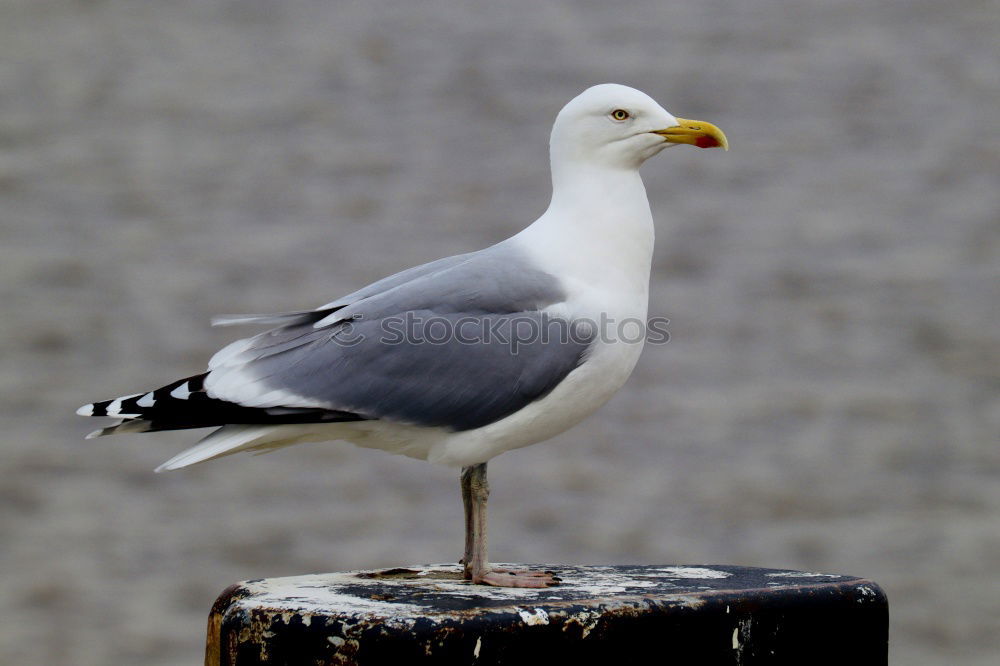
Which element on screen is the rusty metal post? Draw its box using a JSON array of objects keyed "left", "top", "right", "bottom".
[{"left": 205, "top": 564, "right": 887, "bottom": 665}]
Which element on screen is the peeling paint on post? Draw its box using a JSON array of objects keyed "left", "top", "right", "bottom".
[{"left": 205, "top": 564, "right": 888, "bottom": 665}]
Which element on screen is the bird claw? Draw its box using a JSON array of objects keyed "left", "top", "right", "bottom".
[{"left": 475, "top": 569, "right": 561, "bottom": 588}]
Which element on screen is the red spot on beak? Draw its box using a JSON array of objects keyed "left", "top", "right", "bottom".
[{"left": 695, "top": 135, "right": 719, "bottom": 149}]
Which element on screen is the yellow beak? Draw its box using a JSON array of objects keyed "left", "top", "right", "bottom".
[{"left": 651, "top": 118, "right": 729, "bottom": 151}]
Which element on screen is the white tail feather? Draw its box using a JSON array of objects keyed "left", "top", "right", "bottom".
[
  {"left": 153, "top": 423, "right": 347, "bottom": 472},
  {"left": 154, "top": 425, "right": 280, "bottom": 472}
]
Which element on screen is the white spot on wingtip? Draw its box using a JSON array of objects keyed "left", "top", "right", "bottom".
[
  {"left": 107, "top": 393, "right": 143, "bottom": 415},
  {"left": 170, "top": 382, "right": 191, "bottom": 400},
  {"left": 137, "top": 392, "right": 155, "bottom": 408},
  {"left": 76, "top": 404, "right": 94, "bottom": 416}
]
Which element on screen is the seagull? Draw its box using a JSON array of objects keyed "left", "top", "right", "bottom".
[{"left": 77, "top": 84, "right": 727, "bottom": 588}]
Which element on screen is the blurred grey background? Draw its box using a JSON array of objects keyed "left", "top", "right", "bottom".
[{"left": 1, "top": 0, "right": 997, "bottom": 664}]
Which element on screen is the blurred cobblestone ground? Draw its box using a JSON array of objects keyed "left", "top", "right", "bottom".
[{"left": 1, "top": 1, "right": 997, "bottom": 664}]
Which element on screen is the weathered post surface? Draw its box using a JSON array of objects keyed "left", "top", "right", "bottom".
[{"left": 205, "top": 564, "right": 887, "bottom": 665}]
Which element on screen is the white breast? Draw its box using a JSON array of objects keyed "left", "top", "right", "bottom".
[
  {"left": 422, "top": 170, "right": 656, "bottom": 467},
  {"left": 426, "top": 333, "right": 646, "bottom": 466}
]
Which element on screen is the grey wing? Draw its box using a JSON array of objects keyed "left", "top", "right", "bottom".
[{"left": 204, "top": 245, "right": 595, "bottom": 431}]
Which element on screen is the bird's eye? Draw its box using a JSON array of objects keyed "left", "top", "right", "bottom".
[{"left": 610, "top": 109, "right": 630, "bottom": 121}]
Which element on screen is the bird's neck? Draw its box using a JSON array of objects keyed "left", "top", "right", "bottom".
[{"left": 517, "top": 163, "right": 655, "bottom": 298}]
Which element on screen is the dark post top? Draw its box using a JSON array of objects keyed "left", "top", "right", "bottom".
[{"left": 206, "top": 564, "right": 888, "bottom": 665}]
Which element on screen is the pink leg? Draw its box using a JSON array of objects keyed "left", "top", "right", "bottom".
[
  {"left": 461, "top": 463, "right": 489, "bottom": 582},
  {"left": 477, "top": 569, "right": 561, "bottom": 588},
  {"left": 460, "top": 463, "right": 559, "bottom": 589}
]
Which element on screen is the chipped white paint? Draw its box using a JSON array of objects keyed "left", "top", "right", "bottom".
[
  {"left": 229, "top": 564, "right": 569, "bottom": 620},
  {"left": 550, "top": 577, "right": 660, "bottom": 593},
  {"left": 649, "top": 566, "right": 732, "bottom": 579},
  {"left": 213, "top": 564, "right": 877, "bottom": 661},
  {"left": 857, "top": 585, "right": 878, "bottom": 602},
  {"left": 236, "top": 572, "right": 426, "bottom": 616},
  {"left": 563, "top": 607, "right": 603, "bottom": 639},
  {"left": 733, "top": 616, "right": 752, "bottom": 660},
  {"left": 518, "top": 607, "right": 550, "bottom": 626},
  {"left": 226, "top": 563, "right": 714, "bottom": 633}
]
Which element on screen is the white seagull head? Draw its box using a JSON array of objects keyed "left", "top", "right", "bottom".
[{"left": 550, "top": 83, "right": 728, "bottom": 171}]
